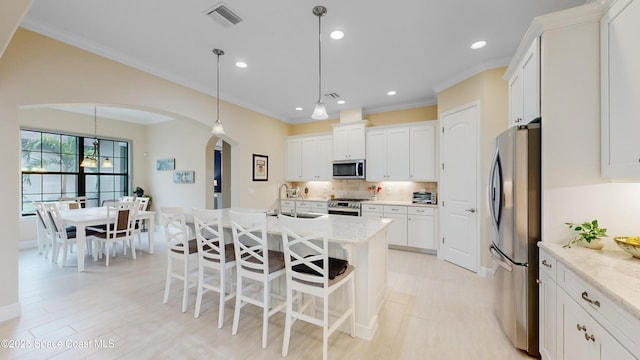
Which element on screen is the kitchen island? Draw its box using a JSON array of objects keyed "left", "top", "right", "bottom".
[{"left": 217, "top": 208, "right": 392, "bottom": 340}]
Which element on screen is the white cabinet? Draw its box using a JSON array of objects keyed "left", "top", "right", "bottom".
[
  {"left": 539, "top": 249, "right": 558, "bottom": 360},
  {"left": 366, "top": 122, "right": 436, "bottom": 181},
  {"left": 557, "top": 290, "right": 635, "bottom": 360},
  {"left": 508, "top": 36, "right": 540, "bottom": 127},
  {"left": 601, "top": 0, "right": 640, "bottom": 178},
  {"left": 285, "top": 134, "right": 332, "bottom": 181},
  {"left": 361, "top": 204, "right": 383, "bottom": 219},
  {"left": 410, "top": 123, "right": 436, "bottom": 181},
  {"left": 301, "top": 135, "right": 332, "bottom": 180},
  {"left": 332, "top": 121, "right": 366, "bottom": 160},
  {"left": 366, "top": 127, "right": 410, "bottom": 181},
  {"left": 280, "top": 200, "right": 328, "bottom": 214},
  {"left": 407, "top": 206, "right": 435, "bottom": 249},
  {"left": 285, "top": 138, "right": 302, "bottom": 181},
  {"left": 539, "top": 249, "right": 640, "bottom": 360},
  {"left": 384, "top": 205, "right": 407, "bottom": 246}
]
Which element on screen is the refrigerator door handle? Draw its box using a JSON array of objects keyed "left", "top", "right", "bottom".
[
  {"left": 489, "top": 245, "right": 513, "bottom": 272},
  {"left": 488, "top": 149, "right": 502, "bottom": 231}
]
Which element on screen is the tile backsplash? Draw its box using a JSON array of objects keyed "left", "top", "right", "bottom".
[{"left": 290, "top": 180, "right": 437, "bottom": 202}]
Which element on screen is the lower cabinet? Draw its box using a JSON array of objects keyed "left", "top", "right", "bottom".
[
  {"left": 362, "top": 204, "right": 436, "bottom": 251},
  {"left": 280, "top": 200, "right": 328, "bottom": 214},
  {"left": 538, "top": 248, "right": 639, "bottom": 360}
]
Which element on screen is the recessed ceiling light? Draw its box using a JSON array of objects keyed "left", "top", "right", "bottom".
[
  {"left": 295, "top": 107, "right": 303, "bottom": 111},
  {"left": 337, "top": 100, "right": 346, "bottom": 104},
  {"left": 235, "top": 61, "right": 248, "bottom": 68},
  {"left": 330, "top": 30, "right": 344, "bottom": 40},
  {"left": 387, "top": 90, "right": 397, "bottom": 96},
  {"left": 470, "top": 40, "right": 487, "bottom": 50}
]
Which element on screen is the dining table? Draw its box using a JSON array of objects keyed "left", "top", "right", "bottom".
[{"left": 59, "top": 206, "right": 156, "bottom": 272}]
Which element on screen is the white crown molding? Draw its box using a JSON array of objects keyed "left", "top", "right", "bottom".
[
  {"left": 432, "top": 57, "right": 512, "bottom": 94},
  {"left": 504, "top": 2, "right": 605, "bottom": 79}
]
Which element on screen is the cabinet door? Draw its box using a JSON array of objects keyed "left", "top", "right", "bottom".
[
  {"left": 509, "top": 72, "right": 523, "bottom": 127},
  {"left": 348, "top": 124, "right": 366, "bottom": 159},
  {"left": 385, "top": 213, "right": 407, "bottom": 246},
  {"left": 386, "top": 127, "right": 410, "bottom": 180},
  {"left": 333, "top": 126, "right": 350, "bottom": 160},
  {"left": 407, "top": 214, "right": 434, "bottom": 249},
  {"left": 301, "top": 137, "right": 318, "bottom": 180},
  {"left": 410, "top": 124, "right": 436, "bottom": 181},
  {"left": 285, "top": 138, "right": 302, "bottom": 180},
  {"left": 366, "top": 129, "right": 388, "bottom": 181},
  {"left": 558, "top": 290, "right": 598, "bottom": 360},
  {"left": 601, "top": 0, "right": 640, "bottom": 178},
  {"left": 522, "top": 37, "right": 540, "bottom": 122},
  {"left": 316, "top": 136, "right": 333, "bottom": 180},
  {"left": 539, "top": 271, "right": 557, "bottom": 360}
]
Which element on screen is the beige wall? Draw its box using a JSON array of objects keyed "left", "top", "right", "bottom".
[
  {"left": 0, "top": 0, "right": 30, "bottom": 57},
  {"left": 0, "top": 27, "right": 288, "bottom": 320},
  {"left": 437, "top": 67, "right": 509, "bottom": 271}
]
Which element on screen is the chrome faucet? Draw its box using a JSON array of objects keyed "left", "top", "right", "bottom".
[{"left": 277, "top": 183, "right": 289, "bottom": 215}]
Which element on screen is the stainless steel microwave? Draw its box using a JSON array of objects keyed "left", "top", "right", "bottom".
[{"left": 333, "top": 159, "right": 366, "bottom": 179}]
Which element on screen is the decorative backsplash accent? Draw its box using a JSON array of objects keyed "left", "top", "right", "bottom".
[{"left": 290, "top": 180, "right": 437, "bottom": 202}]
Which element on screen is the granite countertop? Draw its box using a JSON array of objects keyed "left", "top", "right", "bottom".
[
  {"left": 538, "top": 240, "right": 640, "bottom": 321},
  {"left": 361, "top": 200, "right": 438, "bottom": 208}
]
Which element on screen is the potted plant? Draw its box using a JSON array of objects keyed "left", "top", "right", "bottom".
[
  {"left": 563, "top": 219, "right": 608, "bottom": 250},
  {"left": 133, "top": 186, "right": 152, "bottom": 209}
]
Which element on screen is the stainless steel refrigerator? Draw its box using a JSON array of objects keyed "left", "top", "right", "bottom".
[{"left": 488, "top": 122, "right": 540, "bottom": 357}]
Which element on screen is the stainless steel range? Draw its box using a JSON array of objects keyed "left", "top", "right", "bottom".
[{"left": 327, "top": 198, "right": 364, "bottom": 216}]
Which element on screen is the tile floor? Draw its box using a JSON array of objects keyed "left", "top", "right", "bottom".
[{"left": 1, "top": 234, "right": 535, "bottom": 359}]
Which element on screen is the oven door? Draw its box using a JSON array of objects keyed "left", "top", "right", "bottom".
[{"left": 328, "top": 208, "right": 360, "bottom": 216}]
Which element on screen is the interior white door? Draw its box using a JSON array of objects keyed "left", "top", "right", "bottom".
[{"left": 440, "top": 102, "right": 479, "bottom": 272}]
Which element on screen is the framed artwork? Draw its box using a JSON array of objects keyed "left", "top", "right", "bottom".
[
  {"left": 252, "top": 154, "right": 268, "bottom": 181},
  {"left": 173, "top": 170, "right": 195, "bottom": 184},
  {"left": 156, "top": 158, "right": 175, "bottom": 171}
]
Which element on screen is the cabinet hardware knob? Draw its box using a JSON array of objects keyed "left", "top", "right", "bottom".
[
  {"left": 576, "top": 324, "right": 587, "bottom": 332},
  {"left": 581, "top": 291, "right": 601, "bottom": 307},
  {"left": 465, "top": 208, "right": 476, "bottom": 213},
  {"left": 584, "top": 333, "right": 595, "bottom": 342},
  {"left": 541, "top": 259, "right": 552, "bottom": 268}
]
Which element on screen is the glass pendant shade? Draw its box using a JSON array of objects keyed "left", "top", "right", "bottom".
[
  {"left": 311, "top": 100, "right": 328, "bottom": 120},
  {"left": 80, "top": 157, "right": 96, "bottom": 168},
  {"left": 102, "top": 157, "right": 113, "bottom": 168},
  {"left": 211, "top": 119, "right": 225, "bottom": 135}
]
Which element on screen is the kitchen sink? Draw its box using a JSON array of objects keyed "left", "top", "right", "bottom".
[{"left": 266, "top": 211, "right": 326, "bottom": 219}]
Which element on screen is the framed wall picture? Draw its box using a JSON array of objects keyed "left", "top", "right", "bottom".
[
  {"left": 156, "top": 158, "right": 175, "bottom": 171},
  {"left": 252, "top": 154, "right": 268, "bottom": 181},
  {"left": 173, "top": 170, "right": 195, "bottom": 184}
]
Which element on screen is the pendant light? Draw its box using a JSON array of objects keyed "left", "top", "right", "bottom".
[
  {"left": 80, "top": 107, "right": 99, "bottom": 168},
  {"left": 311, "top": 5, "right": 328, "bottom": 120},
  {"left": 211, "top": 48, "right": 225, "bottom": 135}
]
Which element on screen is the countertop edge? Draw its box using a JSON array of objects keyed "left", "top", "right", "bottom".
[{"left": 538, "top": 241, "right": 640, "bottom": 321}]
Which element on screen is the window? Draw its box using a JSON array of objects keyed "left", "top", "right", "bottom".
[{"left": 20, "top": 129, "right": 130, "bottom": 215}]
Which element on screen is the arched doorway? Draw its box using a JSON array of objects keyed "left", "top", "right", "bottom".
[{"left": 205, "top": 137, "right": 231, "bottom": 209}]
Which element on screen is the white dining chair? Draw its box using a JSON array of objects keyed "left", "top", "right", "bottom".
[
  {"left": 192, "top": 208, "right": 236, "bottom": 327},
  {"left": 133, "top": 197, "right": 150, "bottom": 250},
  {"left": 87, "top": 201, "right": 137, "bottom": 266},
  {"left": 161, "top": 206, "right": 198, "bottom": 313},
  {"left": 45, "top": 202, "right": 80, "bottom": 266},
  {"left": 33, "top": 202, "right": 54, "bottom": 259},
  {"left": 279, "top": 215, "right": 355, "bottom": 360},
  {"left": 230, "top": 210, "right": 286, "bottom": 349}
]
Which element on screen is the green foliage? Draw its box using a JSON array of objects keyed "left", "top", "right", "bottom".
[{"left": 563, "top": 220, "right": 608, "bottom": 248}]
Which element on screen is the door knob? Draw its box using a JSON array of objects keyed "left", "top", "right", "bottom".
[{"left": 465, "top": 208, "right": 476, "bottom": 213}]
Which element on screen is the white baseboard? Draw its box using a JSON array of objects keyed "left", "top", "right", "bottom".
[
  {"left": 19, "top": 239, "right": 38, "bottom": 251},
  {"left": 0, "top": 302, "right": 21, "bottom": 323},
  {"left": 478, "top": 266, "right": 493, "bottom": 278}
]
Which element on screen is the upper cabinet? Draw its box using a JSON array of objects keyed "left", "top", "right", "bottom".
[
  {"left": 285, "top": 134, "right": 332, "bottom": 181},
  {"left": 601, "top": 0, "right": 640, "bottom": 178},
  {"left": 332, "top": 121, "right": 367, "bottom": 160},
  {"left": 366, "top": 121, "right": 436, "bottom": 181},
  {"left": 508, "top": 37, "right": 540, "bottom": 127}
]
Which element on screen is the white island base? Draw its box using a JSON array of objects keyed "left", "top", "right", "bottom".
[{"left": 219, "top": 209, "right": 391, "bottom": 340}]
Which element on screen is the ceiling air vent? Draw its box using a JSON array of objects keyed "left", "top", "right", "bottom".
[
  {"left": 203, "top": 2, "right": 243, "bottom": 26},
  {"left": 325, "top": 93, "right": 341, "bottom": 99}
]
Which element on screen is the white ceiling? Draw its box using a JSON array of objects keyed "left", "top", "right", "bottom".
[{"left": 20, "top": 0, "right": 588, "bottom": 124}]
